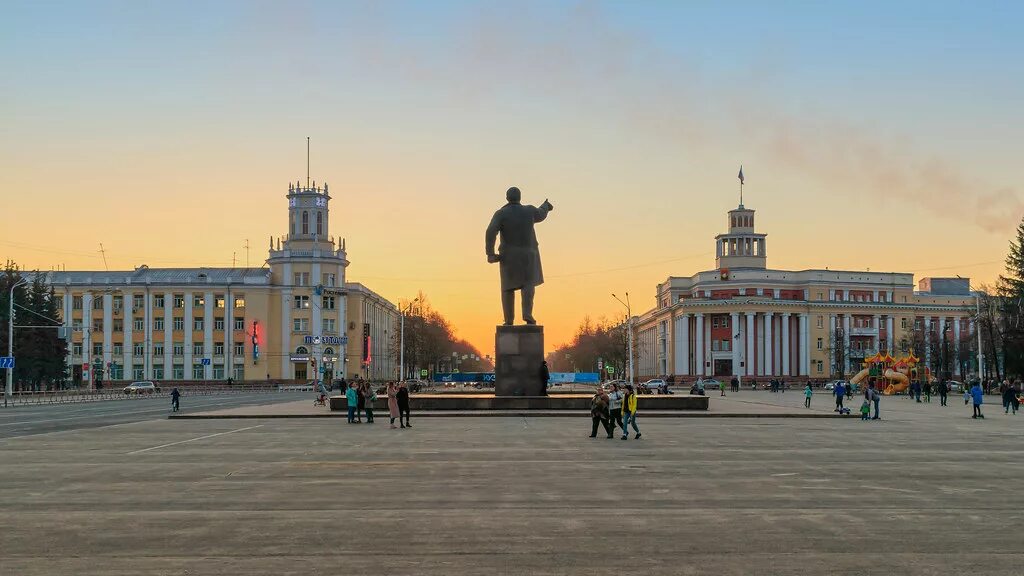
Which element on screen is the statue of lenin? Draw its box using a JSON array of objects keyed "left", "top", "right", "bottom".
[{"left": 485, "top": 187, "right": 554, "bottom": 325}]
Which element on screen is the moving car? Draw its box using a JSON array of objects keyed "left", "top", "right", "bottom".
[{"left": 124, "top": 381, "right": 161, "bottom": 394}]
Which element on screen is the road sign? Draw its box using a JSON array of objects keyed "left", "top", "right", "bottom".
[
  {"left": 420, "top": 369, "right": 428, "bottom": 377},
  {"left": 606, "top": 366, "right": 615, "bottom": 374},
  {"left": 597, "top": 358, "right": 604, "bottom": 370},
  {"left": 0, "top": 357, "right": 14, "bottom": 369},
  {"left": 201, "top": 358, "right": 211, "bottom": 366}
]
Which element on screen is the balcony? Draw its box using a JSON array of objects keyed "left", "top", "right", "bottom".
[{"left": 849, "top": 326, "right": 878, "bottom": 337}]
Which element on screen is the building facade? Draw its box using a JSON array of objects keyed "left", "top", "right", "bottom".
[
  {"left": 635, "top": 201, "right": 977, "bottom": 382},
  {"left": 47, "top": 179, "right": 398, "bottom": 385}
]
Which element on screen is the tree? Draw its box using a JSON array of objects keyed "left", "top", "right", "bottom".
[
  {"left": 390, "top": 291, "right": 491, "bottom": 379},
  {"left": 0, "top": 262, "right": 68, "bottom": 392},
  {"left": 547, "top": 316, "right": 629, "bottom": 378}
]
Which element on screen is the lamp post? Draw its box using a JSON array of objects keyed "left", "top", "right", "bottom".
[
  {"left": 612, "top": 292, "right": 634, "bottom": 386},
  {"left": 398, "top": 297, "right": 419, "bottom": 382},
  {"left": 6, "top": 276, "right": 29, "bottom": 407}
]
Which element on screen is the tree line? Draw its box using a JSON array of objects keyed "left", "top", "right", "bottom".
[{"left": 390, "top": 291, "right": 492, "bottom": 379}]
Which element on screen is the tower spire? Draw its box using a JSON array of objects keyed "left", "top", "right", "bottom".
[
  {"left": 306, "top": 137, "right": 310, "bottom": 188},
  {"left": 737, "top": 165, "right": 745, "bottom": 208}
]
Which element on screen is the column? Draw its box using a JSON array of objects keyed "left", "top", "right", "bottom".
[
  {"left": 828, "top": 314, "right": 835, "bottom": 376},
  {"left": 924, "top": 317, "right": 932, "bottom": 368},
  {"left": 745, "top": 312, "right": 755, "bottom": 376},
  {"left": 225, "top": 288, "right": 233, "bottom": 378},
  {"left": 204, "top": 290, "right": 214, "bottom": 379},
  {"left": 62, "top": 291, "right": 72, "bottom": 384},
  {"left": 872, "top": 314, "right": 880, "bottom": 353},
  {"left": 799, "top": 313, "right": 809, "bottom": 376},
  {"left": 842, "top": 314, "right": 851, "bottom": 373},
  {"left": 887, "top": 316, "right": 894, "bottom": 353},
  {"left": 695, "top": 314, "right": 705, "bottom": 376},
  {"left": 183, "top": 291, "right": 193, "bottom": 380},
  {"left": 281, "top": 290, "right": 292, "bottom": 379},
  {"left": 102, "top": 293, "right": 113, "bottom": 376},
  {"left": 953, "top": 317, "right": 961, "bottom": 375},
  {"left": 123, "top": 294, "right": 133, "bottom": 380},
  {"left": 730, "top": 312, "right": 741, "bottom": 376},
  {"left": 673, "top": 314, "right": 689, "bottom": 376},
  {"left": 763, "top": 313, "right": 773, "bottom": 376},
  {"left": 144, "top": 290, "right": 153, "bottom": 379},
  {"left": 163, "top": 291, "right": 173, "bottom": 375},
  {"left": 83, "top": 293, "right": 92, "bottom": 383},
  {"left": 781, "top": 313, "right": 791, "bottom": 376}
]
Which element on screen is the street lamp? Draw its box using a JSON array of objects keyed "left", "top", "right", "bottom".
[
  {"left": 398, "top": 297, "right": 419, "bottom": 381},
  {"left": 6, "top": 276, "right": 29, "bottom": 407},
  {"left": 612, "top": 293, "right": 634, "bottom": 386}
]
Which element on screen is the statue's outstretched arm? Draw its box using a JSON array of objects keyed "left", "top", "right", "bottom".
[{"left": 534, "top": 199, "right": 554, "bottom": 223}]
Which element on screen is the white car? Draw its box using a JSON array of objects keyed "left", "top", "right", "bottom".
[
  {"left": 641, "top": 379, "right": 667, "bottom": 392},
  {"left": 124, "top": 381, "right": 161, "bottom": 394},
  {"left": 698, "top": 378, "right": 723, "bottom": 390}
]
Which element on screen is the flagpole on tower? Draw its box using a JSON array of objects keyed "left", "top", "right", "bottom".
[{"left": 738, "top": 165, "right": 745, "bottom": 207}]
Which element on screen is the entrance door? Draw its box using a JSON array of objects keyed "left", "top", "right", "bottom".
[
  {"left": 713, "top": 359, "right": 733, "bottom": 377},
  {"left": 294, "top": 364, "right": 308, "bottom": 381}
]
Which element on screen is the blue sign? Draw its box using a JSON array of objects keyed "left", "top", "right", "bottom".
[
  {"left": 549, "top": 372, "right": 600, "bottom": 384},
  {"left": 201, "top": 358, "right": 211, "bottom": 366},
  {"left": 432, "top": 372, "right": 496, "bottom": 383},
  {"left": 0, "top": 357, "right": 14, "bottom": 369}
]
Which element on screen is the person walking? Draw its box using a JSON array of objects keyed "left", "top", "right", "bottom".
[
  {"left": 364, "top": 383, "right": 376, "bottom": 423},
  {"left": 725, "top": 377, "right": 735, "bottom": 397},
  {"left": 170, "top": 387, "right": 180, "bottom": 412},
  {"left": 1002, "top": 383, "right": 1017, "bottom": 414},
  {"left": 539, "top": 361, "right": 550, "bottom": 397},
  {"left": 607, "top": 383, "right": 624, "bottom": 434},
  {"left": 387, "top": 382, "right": 400, "bottom": 428},
  {"left": 621, "top": 384, "right": 641, "bottom": 440},
  {"left": 397, "top": 381, "right": 411, "bottom": 428},
  {"left": 924, "top": 381, "right": 932, "bottom": 403},
  {"left": 868, "top": 383, "right": 881, "bottom": 420},
  {"left": 938, "top": 380, "right": 949, "bottom": 406},
  {"left": 970, "top": 381, "right": 985, "bottom": 419},
  {"left": 804, "top": 383, "right": 812, "bottom": 408},
  {"left": 834, "top": 381, "right": 846, "bottom": 413},
  {"left": 355, "top": 382, "right": 366, "bottom": 423},
  {"left": 590, "top": 388, "right": 612, "bottom": 438},
  {"left": 346, "top": 382, "right": 358, "bottom": 423}
]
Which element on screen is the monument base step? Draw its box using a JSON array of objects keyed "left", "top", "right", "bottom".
[{"left": 330, "top": 394, "right": 708, "bottom": 411}]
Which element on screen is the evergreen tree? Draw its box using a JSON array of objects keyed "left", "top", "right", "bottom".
[
  {"left": 997, "top": 219, "right": 1024, "bottom": 377},
  {"left": 0, "top": 262, "right": 68, "bottom": 392}
]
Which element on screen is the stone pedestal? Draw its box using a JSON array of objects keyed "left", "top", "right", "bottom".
[{"left": 495, "top": 325, "right": 545, "bottom": 397}]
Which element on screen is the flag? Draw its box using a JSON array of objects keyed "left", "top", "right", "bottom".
[{"left": 738, "top": 165, "right": 745, "bottom": 185}]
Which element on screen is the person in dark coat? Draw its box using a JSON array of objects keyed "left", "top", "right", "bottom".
[
  {"left": 539, "top": 361, "right": 550, "bottom": 396},
  {"left": 170, "top": 387, "right": 180, "bottom": 412},
  {"left": 938, "top": 379, "right": 949, "bottom": 406},
  {"left": 485, "top": 187, "right": 554, "bottom": 325},
  {"left": 1003, "top": 383, "right": 1018, "bottom": 414},
  {"left": 396, "top": 382, "right": 411, "bottom": 428}
]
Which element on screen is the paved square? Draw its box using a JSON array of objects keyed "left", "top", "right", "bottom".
[{"left": 1, "top": 395, "right": 1021, "bottom": 575}]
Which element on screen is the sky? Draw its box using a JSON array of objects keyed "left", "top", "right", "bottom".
[{"left": 2, "top": 1, "right": 1022, "bottom": 355}]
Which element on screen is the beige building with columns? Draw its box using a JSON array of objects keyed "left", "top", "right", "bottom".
[
  {"left": 634, "top": 201, "right": 977, "bottom": 382},
  {"left": 46, "top": 179, "right": 398, "bottom": 386}
]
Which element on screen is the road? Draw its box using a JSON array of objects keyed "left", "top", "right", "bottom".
[{"left": 0, "top": 392, "right": 307, "bottom": 439}]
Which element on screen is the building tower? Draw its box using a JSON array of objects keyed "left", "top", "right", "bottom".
[{"left": 714, "top": 204, "right": 767, "bottom": 270}]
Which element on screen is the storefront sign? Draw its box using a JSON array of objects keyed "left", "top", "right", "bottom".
[{"left": 303, "top": 335, "right": 348, "bottom": 346}]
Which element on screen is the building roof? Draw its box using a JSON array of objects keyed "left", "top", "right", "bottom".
[{"left": 47, "top": 266, "right": 271, "bottom": 286}]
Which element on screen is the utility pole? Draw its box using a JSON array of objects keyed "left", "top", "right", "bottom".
[
  {"left": 6, "top": 276, "right": 29, "bottom": 406},
  {"left": 245, "top": 239, "right": 250, "bottom": 268},
  {"left": 612, "top": 292, "right": 634, "bottom": 386}
]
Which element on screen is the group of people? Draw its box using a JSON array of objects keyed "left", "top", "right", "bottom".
[
  {"left": 589, "top": 382, "right": 641, "bottom": 440},
  {"left": 345, "top": 381, "right": 411, "bottom": 429}
]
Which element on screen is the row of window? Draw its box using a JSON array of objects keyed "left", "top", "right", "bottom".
[
  {"left": 68, "top": 294, "right": 247, "bottom": 311},
  {"left": 73, "top": 342, "right": 247, "bottom": 357},
  {"left": 134, "top": 365, "right": 246, "bottom": 380},
  {"left": 73, "top": 317, "right": 248, "bottom": 333},
  {"left": 292, "top": 318, "right": 337, "bottom": 333},
  {"left": 293, "top": 295, "right": 336, "bottom": 310},
  {"left": 293, "top": 272, "right": 337, "bottom": 287}
]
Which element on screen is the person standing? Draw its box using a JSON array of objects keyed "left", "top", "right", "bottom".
[
  {"left": 346, "top": 382, "right": 358, "bottom": 423},
  {"left": 970, "top": 381, "right": 985, "bottom": 419},
  {"left": 804, "top": 383, "right": 812, "bottom": 408},
  {"left": 539, "top": 361, "right": 550, "bottom": 396},
  {"left": 868, "top": 383, "right": 881, "bottom": 420},
  {"left": 170, "top": 387, "right": 180, "bottom": 412},
  {"left": 397, "top": 382, "right": 411, "bottom": 428},
  {"left": 355, "top": 382, "right": 366, "bottom": 423},
  {"left": 1002, "top": 383, "right": 1017, "bottom": 414},
  {"left": 938, "top": 380, "right": 949, "bottom": 406},
  {"left": 725, "top": 377, "right": 735, "bottom": 397},
  {"left": 607, "top": 383, "right": 624, "bottom": 434},
  {"left": 387, "top": 382, "right": 400, "bottom": 428},
  {"left": 834, "top": 381, "right": 846, "bottom": 413},
  {"left": 364, "top": 383, "right": 376, "bottom": 423},
  {"left": 590, "top": 388, "right": 611, "bottom": 438},
  {"left": 924, "top": 381, "right": 932, "bottom": 403},
  {"left": 621, "top": 385, "right": 641, "bottom": 440}
]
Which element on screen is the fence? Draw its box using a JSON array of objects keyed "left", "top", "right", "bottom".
[{"left": 0, "top": 383, "right": 295, "bottom": 407}]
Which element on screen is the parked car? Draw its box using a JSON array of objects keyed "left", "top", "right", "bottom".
[
  {"left": 698, "top": 378, "right": 723, "bottom": 390},
  {"left": 946, "top": 381, "right": 964, "bottom": 393},
  {"left": 124, "top": 381, "right": 160, "bottom": 394},
  {"left": 640, "top": 379, "right": 667, "bottom": 394},
  {"left": 401, "top": 379, "right": 426, "bottom": 392}
]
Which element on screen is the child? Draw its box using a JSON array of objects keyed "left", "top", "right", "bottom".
[
  {"left": 804, "top": 383, "right": 812, "bottom": 408},
  {"left": 860, "top": 400, "right": 871, "bottom": 421}
]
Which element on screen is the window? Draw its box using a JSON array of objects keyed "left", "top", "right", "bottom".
[
  {"left": 173, "top": 343, "right": 184, "bottom": 357},
  {"left": 316, "top": 211, "right": 323, "bottom": 235},
  {"left": 215, "top": 295, "right": 225, "bottom": 308},
  {"left": 296, "top": 346, "right": 309, "bottom": 355},
  {"left": 233, "top": 366, "right": 244, "bottom": 381},
  {"left": 113, "top": 343, "right": 123, "bottom": 355},
  {"left": 193, "top": 318, "right": 204, "bottom": 331},
  {"left": 293, "top": 272, "right": 310, "bottom": 286},
  {"left": 133, "top": 365, "right": 144, "bottom": 380},
  {"left": 133, "top": 319, "right": 144, "bottom": 331},
  {"left": 234, "top": 296, "right": 245, "bottom": 308},
  {"left": 323, "top": 347, "right": 334, "bottom": 357},
  {"left": 901, "top": 318, "right": 908, "bottom": 329},
  {"left": 133, "top": 343, "right": 144, "bottom": 356},
  {"left": 112, "top": 319, "right": 123, "bottom": 332},
  {"left": 73, "top": 343, "right": 83, "bottom": 356},
  {"left": 234, "top": 342, "right": 244, "bottom": 356},
  {"left": 817, "top": 337, "right": 823, "bottom": 350},
  {"left": 93, "top": 319, "right": 103, "bottom": 332},
  {"left": 213, "top": 365, "right": 225, "bottom": 379},
  {"left": 93, "top": 298, "right": 104, "bottom": 310},
  {"left": 293, "top": 318, "right": 309, "bottom": 332},
  {"left": 323, "top": 273, "right": 336, "bottom": 287},
  {"left": 173, "top": 317, "right": 184, "bottom": 331},
  {"left": 173, "top": 365, "right": 185, "bottom": 379},
  {"left": 154, "top": 343, "right": 164, "bottom": 356},
  {"left": 193, "top": 295, "right": 204, "bottom": 308},
  {"left": 816, "top": 316, "right": 823, "bottom": 329},
  {"left": 133, "top": 294, "right": 144, "bottom": 309},
  {"left": 234, "top": 317, "right": 244, "bottom": 331},
  {"left": 72, "top": 319, "right": 83, "bottom": 331},
  {"left": 816, "top": 361, "right": 824, "bottom": 373},
  {"left": 93, "top": 343, "right": 103, "bottom": 356},
  {"left": 215, "top": 317, "right": 224, "bottom": 330},
  {"left": 153, "top": 366, "right": 164, "bottom": 379},
  {"left": 302, "top": 210, "right": 309, "bottom": 235},
  {"left": 193, "top": 364, "right": 204, "bottom": 379},
  {"left": 322, "top": 318, "right": 335, "bottom": 333},
  {"left": 193, "top": 343, "right": 204, "bottom": 356},
  {"left": 154, "top": 295, "right": 165, "bottom": 308},
  {"left": 154, "top": 317, "right": 165, "bottom": 331},
  {"left": 173, "top": 295, "right": 184, "bottom": 308},
  {"left": 214, "top": 342, "right": 224, "bottom": 356},
  {"left": 712, "top": 317, "right": 720, "bottom": 328},
  {"left": 294, "top": 295, "right": 310, "bottom": 309},
  {"left": 55, "top": 296, "right": 64, "bottom": 310},
  {"left": 322, "top": 296, "right": 335, "bottom": 310},
  {"left": 72, "top": 295, "right": 83, "bottom": 310},
  {"left": 113, "top": 296, "right": 123, "bottom": 311}
]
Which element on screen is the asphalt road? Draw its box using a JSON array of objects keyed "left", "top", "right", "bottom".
[
  {"left": 0, "top": 392, "right": 307, "bottom": 439},
  {"left": 2, "top": 402, "right": 1022, "bottom": 575}
]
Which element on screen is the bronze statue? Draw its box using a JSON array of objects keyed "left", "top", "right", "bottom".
[{"left": 485, "top": 187, "right": 554, "bottom": 325}]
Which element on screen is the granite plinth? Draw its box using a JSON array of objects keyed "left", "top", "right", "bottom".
[
  {"left": 495, "top": 324, "right": 544, "bottom": 397},
  {"left": 328, "top": 393, "right": 710, "bottom": 411}
]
